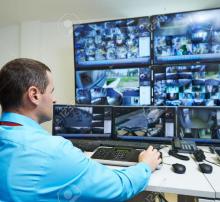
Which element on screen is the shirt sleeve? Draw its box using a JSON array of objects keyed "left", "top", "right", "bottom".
[{"left": 41, "top": 139, "right": 152, "bottom": 202}]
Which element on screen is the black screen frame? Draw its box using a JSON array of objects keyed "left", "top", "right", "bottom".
[
  {"left": 112, "top": 106, "right": 176, "bottom": 143},
  {"left": 74, "top": 65, "right": 153, "bottom": 106},
  {"left": 151, "top": 7, "right": 220, "bottom": 65},
  {"left": 177, "top": 106, "right": 220, "bottom": 145},
  {"left": 152, "top": 62, "right": 220, "bottom": 107},
  {"left": 73, "top": 16, "right": 152, "bottom": 70},
  {"left": 52, "top": 104, "right": 113, "bottom": 140}
]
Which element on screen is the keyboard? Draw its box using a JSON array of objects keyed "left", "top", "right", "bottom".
[
  {"left": 70, "top": 139, "right": 162, "bottom": 152},
  {"left": 91, "top": 146, "right": 163, "bottom": 167},
  {"left": 91, "top": 146, "right": 143, "bottom": 166}
]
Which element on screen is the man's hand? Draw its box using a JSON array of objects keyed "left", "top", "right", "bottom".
[{"left": 138, "top": 145, "right": 162, "bottom": 171}]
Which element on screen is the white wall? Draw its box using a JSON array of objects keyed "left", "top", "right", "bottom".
[
  {"left": 0, "top": 21, "right": 74, "bottom": 132},
  {"left": 0, "top": 25, "right": 20, "bottom": 67}
]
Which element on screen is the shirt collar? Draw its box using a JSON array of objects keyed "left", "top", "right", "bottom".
[{"left": 0, "top": 112, "right": 44, "bottom": 130}]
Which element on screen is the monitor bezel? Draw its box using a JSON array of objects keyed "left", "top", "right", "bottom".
[
  {"left": 73, "top": 15, "right": 152, "bottom": 70},
  {"left": 151, "top": 7, "right": 220, "bottom": 65},
  {"left": 152, "top": 62, "right": 220, "bottom": 106},
  {"left": 112, "top": 105, "right": 176, "bottom": 143},
  {"left": 52, "top": 104, "right": 113, "bottom": 140},
  {"left": 177, "top": 106, "right": 220, "bottom": 145},
  {"left": 74, "top": 65, "right": 153, "bottom": 106}
]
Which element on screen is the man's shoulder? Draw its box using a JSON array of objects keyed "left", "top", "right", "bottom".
[{"left": 1, "top": 125, "right": 74, "bottom": 158}]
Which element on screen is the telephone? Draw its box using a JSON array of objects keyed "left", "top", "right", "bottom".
[{"left": 172, "top": 137, "right": 197, "bottom": 153}]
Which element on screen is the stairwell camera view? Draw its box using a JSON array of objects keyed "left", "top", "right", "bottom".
[
  {"left": 178, "top": 107, "right": 220, "bottom": 142},
  {"left": 76, "top": 67, "right": 151, "bottom": 106},
  {"left": 114, "top": 107, "right": 175, "bottom": 141},
  {"left": 53, "top": 105, "right": 112, "bottom": 138}
]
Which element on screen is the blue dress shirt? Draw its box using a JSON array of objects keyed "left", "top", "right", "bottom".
[{"left": 0, "top": 112, "right": 152, "bottom": 202}]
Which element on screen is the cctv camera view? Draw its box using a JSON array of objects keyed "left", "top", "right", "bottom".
[
  {"left": 114, "top": 107, "right": 175, "bottom": 141},
  {"left": 153, "top": 8, "right": 220, "bottom": 64},
  {"left": 74, "top": 17, "right": 151, "bottom": 69},
  {"left": 153, "top": 64, "right": 220, "bottom": 106},
  {"left": 178, "top": 107, "right": 220, "bottom": 142},
  {"left": 53, "top": 105, "right": 112, "bottom": 138},
  {"left": 76, "top": 67, "right": 151, "bottom": 106}
]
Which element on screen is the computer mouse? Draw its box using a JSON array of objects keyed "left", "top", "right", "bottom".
[
  {"left": 199, "top": 163, "right": 213, "bottom": 174},
  {"left": 172, "top": 163, "right": 186, "bottom": 174}
]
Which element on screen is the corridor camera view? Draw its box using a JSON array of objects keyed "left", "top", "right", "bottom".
[
  {"left": 53, "top": 105, "right": 112, "bottom": 138},
  {"left": 178, "top": 107, "right": 220, "bottom": 143},
  {"left": 153, "top": 64, "right": 220, "bottom": 106},
  {"left": 74, "top": 17, "right": 151, "bottom": 68},
  {"left": 114, "top": 107, "right": 175, "bottom": 141},
  {"left": 153, "top": 8, "right": 220, "bottom": 64},
  {"left": 76, "top": 67, "right": 151, "bottom": 106}
]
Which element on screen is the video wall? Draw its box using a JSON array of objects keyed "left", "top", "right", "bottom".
[
  {"left": 67, "top": 8, "right": 220, "bottom": 145},
  {"left": 73, "top": 8, "right": 220, "bottom": 107}
]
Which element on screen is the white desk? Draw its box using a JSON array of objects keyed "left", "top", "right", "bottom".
[
  {"left": 197, "top": 147, "right": 220, "bottom": 199},
  {"left": 86, "top": 146, "right": 216, "bottom": 198}
]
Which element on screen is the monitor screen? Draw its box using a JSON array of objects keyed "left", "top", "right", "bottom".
[
  {"left": 53, "top": 105, "right": 112, "bottom": 138},
  {"left": 113, "top": 106, "right": 176, "bottom": 141},
  {"left": 76, "top": 67, "right": 151, "bottom": 106},
  {"left": 73, "top": 17, "right": 151, "bottom": 69},
  {"left": 153, "top": 63, "right": 220, "bottom": 106},
  {"left": 177, "top": 107, "right": 220, "bottom": 144},
  {"left": 152, "top": 8, "right": 220, "bottom": 64}
]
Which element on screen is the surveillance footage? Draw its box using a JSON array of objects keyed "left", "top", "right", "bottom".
[
  {"left": 53, "top": 105, "right": 112, "bottom": 137},
  {"left": 114, "top": 107, "right": 175, "bottom": 140},
  {"left": 76, "top": 67, "right": 151, "bottom": 106},
  {"left": 153, "top": 64, "right": 220, "bottom": 106},
  {"left": 153, "top": 9, "right": 220, "bottom": 63},
  {"left": 74, "top": 17, "right": 151, "bottom": 68},
  {"left": 178, "top": 107, "right": 220, "bottom": 142}
]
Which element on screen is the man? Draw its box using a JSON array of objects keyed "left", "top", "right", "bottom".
[{"left": 0, "top": 58, "right": 161, "bottom": 202}]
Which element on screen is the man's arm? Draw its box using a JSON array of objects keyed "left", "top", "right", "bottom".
[{"left": 41, "top": 139, "right": 152, "bottom": 202}]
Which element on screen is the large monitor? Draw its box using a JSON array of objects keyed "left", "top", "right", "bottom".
[
  {"left": 177, "top": 107, "right": 220, "bottom": 144},
  {"left": 53, "top": 105, "right": 112, "bottom": 138},
  {"left": 113, "top": 106, "right": 176, "bottom": 142},
  {"left": 76, "top": 67, "right": 151, "bottom": 106},
  {"left": 153, "top": 63, "right": 220, "bottom": 106},
  {"left": 152, "top": 8, "right": 220, "bottom": 64},
  {"left": 73, "top": 17, "right": 151, "bottom": 69}
]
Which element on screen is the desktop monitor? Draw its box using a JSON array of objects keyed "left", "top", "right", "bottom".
[
  {"left": 53, "top": 105, "right": 112, "bottom": 138},
  {"left": 113, "top": 106, "right": 176, "bottom": 142},
  {"left": 75, "top": 67, "right": 151, "bottom": 106},
  {"left": 153, "top": 63, "right": 220, "bottom": 106},
  {"left": 177, "top": 107, "right": 220, "bottom": 144},
  {"left": 152, "top": 8, "right": 220, "bottom": 64},
  {"left": 73, "top": 16, "right": 151, "bottom": 69}
]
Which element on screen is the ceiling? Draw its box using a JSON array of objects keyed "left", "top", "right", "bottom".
[{"left": 0, "top": 0, "right": 220, "bottom": 26}]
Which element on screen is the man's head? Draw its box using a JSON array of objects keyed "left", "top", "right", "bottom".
[{"left": 0, "top": 58, "right": 56, "bottom": 123}]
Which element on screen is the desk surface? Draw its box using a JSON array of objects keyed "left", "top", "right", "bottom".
[
  {"left": 198, "top": 147, "right": 220, "bottom": 199},
  {"left": 86, "top": 146, "right": 218, "bottom": 198}
]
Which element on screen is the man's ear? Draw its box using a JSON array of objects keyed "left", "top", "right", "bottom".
[{"left": 26, "top": 86, "right": 41, "bottom": 106}]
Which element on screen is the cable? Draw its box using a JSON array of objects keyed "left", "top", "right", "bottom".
[
  {"left": 202, "top": 150, "right": 212, "bottom": 154},
  {"left": 205, "top": 159, "right": 220, "bottom": 167},
  {"left": 162, "top": 162, "right": 172, "bottom": 166}
]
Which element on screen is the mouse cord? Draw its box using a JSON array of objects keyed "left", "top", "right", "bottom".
[
  {"left": 162, "top": 162, "right": 172, "bottom": 166},
  {"left": 204, "top": 159, "right": 220, "bottom": 167}
]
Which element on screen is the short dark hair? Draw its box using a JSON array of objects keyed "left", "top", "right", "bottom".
[{"left": 0, "top": 58, "right": 51, "bottom": 111}]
